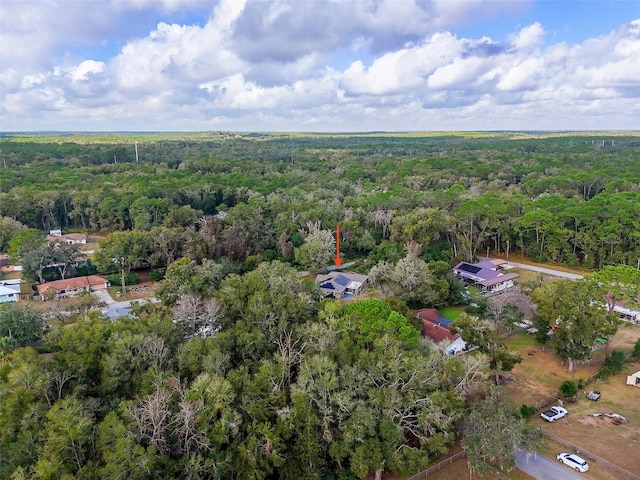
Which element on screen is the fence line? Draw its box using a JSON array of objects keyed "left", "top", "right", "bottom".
[
  {"left": 404, "top": 451, "right": 465, "bottom": 480},
  {"left": 404, "top": 450, "right": 510, "bottom": 480},
  {"left": 540, "top": 428, "right": 640, "bottom": 480},
  {"left": 533, "top": 395, "right": 559, "bottom": 410}
]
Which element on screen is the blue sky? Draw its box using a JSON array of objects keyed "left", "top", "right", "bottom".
[{"left": 1, "top": 0, "right": 639, "bottom": 132}]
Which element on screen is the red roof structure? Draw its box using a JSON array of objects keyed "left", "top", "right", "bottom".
[
  {"left": 36, "top": 275, "right": 109, "bottom": 296},
  {"left": 421, "top": 319, "right": 460, "bottom": 343}
]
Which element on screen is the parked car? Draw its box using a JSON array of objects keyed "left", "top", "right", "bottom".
[
  {"left": 557, "top": 453, "right": 589, "bottom": 472},
  {"left": 540, "top": 405, "right": 568, "bottom": 422},
  {"left": 587, "top": 390, "right": 601, "bottom": 401}
]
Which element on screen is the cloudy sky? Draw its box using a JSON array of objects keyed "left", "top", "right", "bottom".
[{"left": 1, "top": 0, "right": 639, "bottom": 132}]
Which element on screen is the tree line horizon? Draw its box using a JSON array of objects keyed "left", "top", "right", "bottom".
[
  {"left": 1, "top": 131, "right": 639, "bottom": 270},
  {"left": 1, "top": 131, "right": 639, "bottom": 479}
]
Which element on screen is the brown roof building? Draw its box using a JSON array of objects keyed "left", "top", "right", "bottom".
[
  {"left": 415, "top": 308, "right": 466, "bottom": 355},
  {"left": 36, "top": 275, "right": 109, "bottom": 299}
]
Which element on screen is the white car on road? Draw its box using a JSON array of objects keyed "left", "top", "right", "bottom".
[{"left": 557, "top": 453, "right": 589, "bottom": 472}]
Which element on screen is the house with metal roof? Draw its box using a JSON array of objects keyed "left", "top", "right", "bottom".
[
  {"left": 0, "top": 285, "right": 19, "bottom": 303},
  {"left": 315, "top": 271, "right": 368, "bottom": 299},
  {"left": 453, "top": 259, "right": 519, "bottom": 294}
]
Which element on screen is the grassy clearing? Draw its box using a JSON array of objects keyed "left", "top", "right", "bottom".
[
  {"left": 437, "top": 306, "right": 465, "bottom": 320},
  {"left": 511, "top": 267, "right": 547, "bottom": 284},
  {"left": 503, "top": 332, "right": 538, "bottom": 350},
  {"left": 503, "top": 326, "right": 640, "bottom": 477}
]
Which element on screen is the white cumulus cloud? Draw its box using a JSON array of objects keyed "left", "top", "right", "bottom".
[{"left": 1, "top": 1, "right": 639, "bottom": 131}]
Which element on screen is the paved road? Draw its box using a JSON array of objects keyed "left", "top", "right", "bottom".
[
  {"left": 516, "top": 450, "right": 586, "bottom": 480},
  {"left": 505, "top": 261, "right": 584, "bottom": 280}
]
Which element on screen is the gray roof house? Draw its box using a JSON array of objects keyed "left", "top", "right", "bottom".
[
  {"left": 453, "top": 258, "right": 519, "bottom": 294},
  {"left": 315, "top": 271, "right": 368, "bottom": 299}
]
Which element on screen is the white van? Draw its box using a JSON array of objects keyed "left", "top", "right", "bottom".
[{"left": 557, "top": 453, "right": 589, "bottom": 472}]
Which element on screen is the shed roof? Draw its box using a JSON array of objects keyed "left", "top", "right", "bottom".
[{"left": 478, "top": 272, "right": 520, "bottom": 287}]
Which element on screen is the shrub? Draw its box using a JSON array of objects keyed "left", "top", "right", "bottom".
[
  {"left": 149, "top": 268, "right": 166, "bottom": 281},
  {"left": 577, "top": 379, "right": 585, "bottom": 390},
  {"left": 607, "top": 350, "right": 626, "bottom": 371},
  {"left": 106, "top": 271, "right": 139, "bottom": 287},
  {"left": 464, "top": 297, "right": 487, "bottom": 316},
  {"left": 520, "top": 404, "right": 536, "bottom": 418},
  {"left": 633, "top": 338, "right": 640, "bottom": 359},
  {"left": 598, "top": 350, "right": 627, "bottom": 378},
  {"left": 559, "top": 380, "right": 577, "bottom": 399}
]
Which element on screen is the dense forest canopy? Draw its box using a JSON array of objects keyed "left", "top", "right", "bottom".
[
  {"left": 2, "top": 131, "right": 639, "bottom": 268},
  {"left": 1, "top": 131, "right": 637, "bottom": 479}
]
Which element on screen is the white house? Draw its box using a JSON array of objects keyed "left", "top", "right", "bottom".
[{"left": 0, "top": 285, "right": 19, "bottom": 303}]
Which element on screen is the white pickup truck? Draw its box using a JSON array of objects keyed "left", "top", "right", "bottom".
[{"left": 540, "top": 406, "right": 568, "bottom": 422}]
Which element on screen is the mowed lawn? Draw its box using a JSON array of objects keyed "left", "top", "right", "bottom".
[
  {"left": 437, "top": 306, "right": 465, "bottom": 320},
  {"left": 502, "top": 324, "right": 640, "bottom": 478}
]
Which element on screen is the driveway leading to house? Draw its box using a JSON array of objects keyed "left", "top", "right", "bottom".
[
  {"left": 507, "top": 261, "right": 584, "bottom": 280},
  {"left": 516, "top": 450, "right": 586, "bottom": 480},
  {"left": 93, "top": 288, "right": 115, "bottom": 305},
  {"left": 92, "top": 289, "right": 159, "bottom": 310}
]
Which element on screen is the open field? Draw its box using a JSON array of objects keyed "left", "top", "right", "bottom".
[
  {"left": 532, "top": 361, "right": 640, "bottom": 477},
  {"left": 503, "top": 326, "right": 640, "bottom": 477}
]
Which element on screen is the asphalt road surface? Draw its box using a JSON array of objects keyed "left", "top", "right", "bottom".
[{"left": 516, "top": 450, "right": 587, "bottom": 480}]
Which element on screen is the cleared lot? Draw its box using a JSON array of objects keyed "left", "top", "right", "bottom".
[{"left": 503, "top": 325, "right": 640, "bottom": 478}]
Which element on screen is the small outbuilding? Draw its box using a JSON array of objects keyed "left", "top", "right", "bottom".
[{"left": 627, "top": 371, "right": 640, "bottom": 388}]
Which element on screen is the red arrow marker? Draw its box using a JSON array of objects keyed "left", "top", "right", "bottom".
[{"left": 334, "top": 224, "right": 342, "bottom": 267}]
